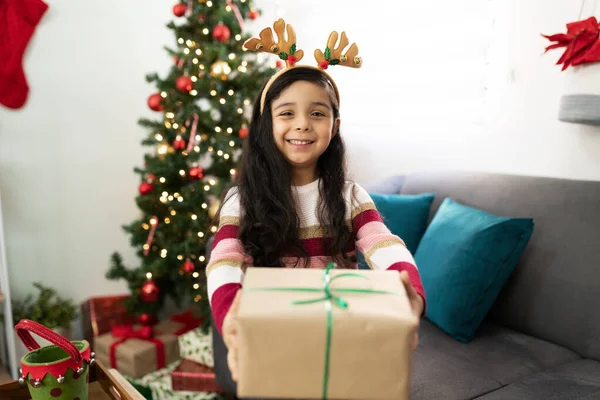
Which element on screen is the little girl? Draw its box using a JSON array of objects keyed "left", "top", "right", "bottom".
[{"left": 207, "top": 20, "right": 426, "bottom": 385}]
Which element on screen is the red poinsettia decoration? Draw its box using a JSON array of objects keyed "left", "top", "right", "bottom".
[{"left": 542, "top": 16, "right": 600, "bottom": 70}]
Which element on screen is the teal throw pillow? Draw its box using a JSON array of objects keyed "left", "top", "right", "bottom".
[
  {"left": 357, "top": 192, "right": 435, "bottom": 269},
  {"left": 414, "top": 198, "right": 534, "bottom": 343}
]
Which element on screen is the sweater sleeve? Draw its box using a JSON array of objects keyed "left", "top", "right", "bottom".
[
  {"left": 207, "top": 188, "right": 247, "bottom": 334},
  {"left": 350, "top": 184, "right": 426, "bottom": 314}
]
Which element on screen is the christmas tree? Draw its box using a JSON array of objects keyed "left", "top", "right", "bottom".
[{"left": 107, "top": 0, "right": 275, "bottom": 330}]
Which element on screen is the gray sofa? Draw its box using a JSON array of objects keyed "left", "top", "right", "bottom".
[{"left": 211, "top": 170, "right": 600, "bottom": 399}]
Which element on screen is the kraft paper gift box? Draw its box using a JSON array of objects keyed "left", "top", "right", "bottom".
[
  {"left": 94, "top": 319, "right": 182, "bottom": 379},
  {"left": 237, "top": 266, "right": 419, "bottom": 400}
]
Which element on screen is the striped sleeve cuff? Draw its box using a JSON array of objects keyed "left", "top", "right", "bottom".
[
  {"left": 387, "top": 262, "right": 426, "bottom": 316},
  {"left": 211, "top": 283, "right": 242, "bottom": 334}
]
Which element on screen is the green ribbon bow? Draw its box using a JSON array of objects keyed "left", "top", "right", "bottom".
[{"left": 245, "top": 263, "right": 400, "bottom": 399}]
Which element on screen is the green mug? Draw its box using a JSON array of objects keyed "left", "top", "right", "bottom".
[{"left": 15, "top": 319, "right": 96, "bottom": 400}]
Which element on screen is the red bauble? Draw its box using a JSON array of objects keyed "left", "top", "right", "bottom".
[
  {"left": 239, "top": 126, "right": 249, "bottom": 139},
  {"left": 173, "top": 135, "right": 186, "bottom": 150},
  {"left": 183, "top": 260, "right": 195, "bottom": 273},
  {"left": 276, "top": 60, "right": 284, "bottom": 69},
  {"left": 189, "top": 167, "right": 204, "bottom": 180},
  {"left": 248, "top": 10, "right": 260, "bottom": 20},
  {"left": 139, "top": 182, "right": 154, "bottom": 195},
  {"left": 138, "top": 313, "right": 157, "bottom": 326},
  {"left": 147, "top": 173, "right": 156, "bottom": 182},
  {"left": 173, "top": 3, "right": 186, "bottom": 17},
  {"left": 212, "top": 24, "right": 231, "bottom": 42},
  {"left": 176, "top": 76, "right": 193, "bottom": 93},
  {"left": 140, "top": 280, "right": 160, "bottom": 302},
  {"left": 147, "top": 94, "right": 164, "bottom": 111}
]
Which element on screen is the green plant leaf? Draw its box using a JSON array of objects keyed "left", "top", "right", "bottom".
[
  {"left": 329, "top": 59, "right": 340, "bottom": 65},
  {"left": 324, "top": 47, "right": 331, "bottom": 61},
  {"left": 290, "top": 44, "right": 296, "bottom": 55},
  {"left": 278, "top": 52, "right": 288, "bottom": 60}
]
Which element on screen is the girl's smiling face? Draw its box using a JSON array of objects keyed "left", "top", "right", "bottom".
[{"left": 270, "top": 80, "right": 341, "bottom": 182}]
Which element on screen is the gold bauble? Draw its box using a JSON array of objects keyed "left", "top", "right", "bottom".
[{"left": 210, "top": 61, "right": 232, "bottom": 80}]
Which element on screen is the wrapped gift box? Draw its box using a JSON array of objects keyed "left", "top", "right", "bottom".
[
  {"left": 149, "top": 372, "right": 220, "bottom": 400},
  {"left": 178, "top": 327, "right": 214, "bottom": 367},
  {"left": 237, "top": 267, "right": 419, "bottom": 400},
  {"left": 171, "top": 359, "right": 223, "bottom": 393},
  {"left": 94, "top": 319, "right": 183, "bottom": 379},
  {"left": 81, "top": 294, "right": 136, "bottom": 347}
]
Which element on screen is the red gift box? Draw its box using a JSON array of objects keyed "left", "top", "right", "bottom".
[
  {"left": 81, "top": 294, "right": 136, "bottom": 347},
  {"left": 171, "top": 359, "right": 224, "bottom": 393}
]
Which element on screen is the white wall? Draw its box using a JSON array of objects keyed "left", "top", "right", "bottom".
[{"left": 1, "top": 0, "right": 599, "bottom": 337}]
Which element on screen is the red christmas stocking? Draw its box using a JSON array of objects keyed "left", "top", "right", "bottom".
[{"left": 0, "top": 0, "right": 48, "bottom": 109}]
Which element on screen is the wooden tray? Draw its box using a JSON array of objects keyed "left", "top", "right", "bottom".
[{"left": 0, "top": 359, "right": 145, "bottom": 400}]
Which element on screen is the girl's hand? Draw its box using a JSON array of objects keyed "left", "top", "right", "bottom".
[
  {"left": 222, "top": 290, "right": 242, "bottom": 382},
  {"left": 399, "top": 270, "right": 424, "bottom": 350}
]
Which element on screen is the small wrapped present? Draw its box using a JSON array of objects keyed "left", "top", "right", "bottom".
[
  {"left": 81, "top": 294, "right": 136, "bottom": 347},
  {"left": 237, "top": 265, "right": 419, "bottom": 400},
  {"left": 178, "top": 327, "right": 214, "bottom": 367},
  {"left": 94, "top": 319, "right": 183, "bottom": 379},
  {"left": 149, "top": 371, "right": 220, "bottom": 400},
  {"left": 171, "top": 359, "right": 223, "bottom": 393}
]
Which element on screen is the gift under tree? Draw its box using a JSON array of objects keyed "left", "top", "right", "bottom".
[{"left": 106, "top": 0, "right": 274, "bottom": 331}]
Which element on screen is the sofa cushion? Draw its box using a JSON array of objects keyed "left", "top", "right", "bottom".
[
  {"left": 357, "top": 192, "right": 435, "bottom": 269},
  {"left": 414, "top": 197, "right": 534, "bottom": 342},
  {"left": 473, "top": 359, "right": 600, "bottom": 399},
  {"left": 399, "top": 170, "right": 600, "bottom": 359},
  {"left": 369, "top": 192, "right": 435, "bottom": 254},
  {"left": 411, "top": 319, "right": 581, "bottom": 400}
]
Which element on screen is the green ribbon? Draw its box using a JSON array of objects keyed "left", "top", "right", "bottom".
[{"left": 245, "top": 263, "right": 400, "bottom": 399}]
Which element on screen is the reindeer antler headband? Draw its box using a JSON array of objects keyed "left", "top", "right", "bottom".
[{"left": 243, "top": 18, "right": 362, "bottom": 114}]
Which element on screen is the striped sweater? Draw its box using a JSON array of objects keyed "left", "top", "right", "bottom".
[{"left": 207, "top": 179, "right": 426, "bottom": 333}]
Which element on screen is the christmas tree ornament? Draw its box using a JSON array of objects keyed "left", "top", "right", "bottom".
[
  {"left": 210, "top": 60, "right": 232, "bottom": 80},
  {"left": 183, "top": 259, "right": 195, "bottom": 273},
  {"left": 173, "top": 3, "right": 186, "bottom": 17},
  {"left": 176, "top": 75, "right": 194, "bottom": 92},
  {"left": 138, "top": 313, "right": 157, "bottom": 326},
  {"left": 140, "top": 280, "right": 160, "bottom": 302},
  {"left": 243, "top": 18, "right": 362, "bottom": 114},
  {"left": 147, "top": 173, "right": 156, "bottom": 182},
  {"left": 147, "top": 93, "right": 164, "bottom": 111},
  {"left": 185, "top": 113, "right": 199, "bottom": 152},
  {"left": 210, "top": 108, "right": 222, "bottom": 120},
  {"left": 238, "top": 125, "right": 249, "bottom": 139},
  {"left": 213, "top": 23, "right": 231, "bottom": 42},
  {"left": 0, "top": 0, "right": 49, "bottom": 109},
  {"left": 226, "top": 0, "right": 245, "bottom": 28},
  {"left": 189, "top": 167, "right": 204, "bottom": 180},
  {"left": 139, "top": 182, "right": 154, "bottom": 195},
  {"left": 143, "top": 216, "right": 158, "bottom": 256},
  {"left": 173, "top": 135, "right": 186, "bottom": 150},
  {"left": 248, "top": 10, "right": 260, "bottom": 20}
]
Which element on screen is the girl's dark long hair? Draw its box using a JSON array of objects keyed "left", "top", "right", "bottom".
[{"left": 223, "top": 67, "right": 352, "bottom": 268}]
